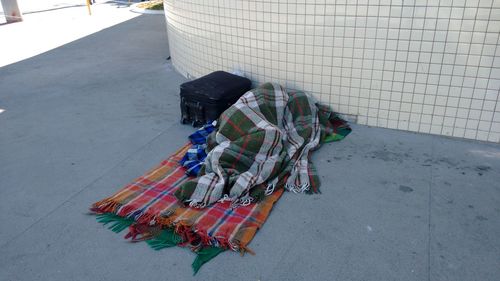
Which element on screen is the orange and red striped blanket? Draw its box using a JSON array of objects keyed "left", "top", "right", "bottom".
[{"left": 91, "top": 143, "right": 283, "bottom": 256}]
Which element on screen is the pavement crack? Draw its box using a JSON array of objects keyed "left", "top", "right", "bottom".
[
  {"left": 0, "top": 125, "right": 174, "bottom": 249},
  {"left": 427, "top": 138, "right": 435, "bottom": 281}
]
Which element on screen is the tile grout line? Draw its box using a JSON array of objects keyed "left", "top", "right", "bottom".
[{"left": 0, "top": 124, "right": 175, "bottom": 249}]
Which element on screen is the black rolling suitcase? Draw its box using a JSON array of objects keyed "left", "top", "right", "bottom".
[{"left": 180, "top": 71, "right": 252, "bottom": 127}]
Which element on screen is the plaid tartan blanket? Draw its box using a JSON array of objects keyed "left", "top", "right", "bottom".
[
  {"left": 91, "top": 143, "right": 284, "bottom": 257},
  {"left": 91, "top": 83, "right": 350, "bottom": 273},
  {"left": 176, "top": 83, "right": 351, "bottom": 208}
]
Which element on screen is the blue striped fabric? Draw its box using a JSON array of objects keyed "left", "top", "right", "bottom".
[
  {"left": 180, "top": 123, "right": 216, "bottom": 176},
  {"left": 188, "top": 123, "right": 216, "bottom": 144}
]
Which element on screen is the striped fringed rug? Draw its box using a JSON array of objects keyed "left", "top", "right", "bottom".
[{"left": 90, "top": 143, "right": 283, "bottom": 274}]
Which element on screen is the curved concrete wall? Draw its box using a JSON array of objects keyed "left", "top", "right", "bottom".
[{"left": 165, "top": 0, "right": 500, "bottom": 142}]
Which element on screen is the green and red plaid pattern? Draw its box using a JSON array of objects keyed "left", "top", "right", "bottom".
[{"left": 176, "top": 83, "right": 351, "bottom": 208}]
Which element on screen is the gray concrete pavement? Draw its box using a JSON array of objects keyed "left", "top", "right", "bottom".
[
  {"left": 0, "top": 0, "right": 142, "bottom": 67},
  {"left": 1, "top": 13, "right": 499, "bottom": 281}
]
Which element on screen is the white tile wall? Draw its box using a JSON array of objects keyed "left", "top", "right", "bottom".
[{"left": 164, "top": 0, "right": 500, "bottom": 143}]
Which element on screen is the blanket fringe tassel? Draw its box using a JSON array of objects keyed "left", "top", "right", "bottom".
[
  {"left": 93, "top": 212, "right": 259, "bottom": 274},
  {"left": 285, "top": 182, "right": 310, "bottom": 194},
  {"left": 91, "top": 198, "right": 121, "bottom": 214},
  {"left": 96, "top": 213, "right": 134, "bottom": 233},
  {"left": 92, "top": 202, "right": 253, "bottom": 253}
]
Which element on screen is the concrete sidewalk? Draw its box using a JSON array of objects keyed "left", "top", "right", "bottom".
[
  {"left": 0, "top": 0, "right": 142, "bottom": 67},
  {"left": 0, "top": 13, "right": 499, "bottom": 281}
]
